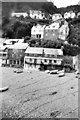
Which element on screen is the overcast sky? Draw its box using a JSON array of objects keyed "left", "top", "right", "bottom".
[
  {"left": 49, "top": 0, "right": 79, "bottom": 8},
  {"left": 2, "top": 0, "right": 79, "bottom": 8}
]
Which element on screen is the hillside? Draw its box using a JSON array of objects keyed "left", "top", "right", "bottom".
[
  {"left": 58, "top": 5, "right": 80, "bottom": 14},
  {"left": 2, "top": 2, "right": 80, "bottom": 18},
  {"left": 2, "top": 2, "right": 53, "bottom": 17}
]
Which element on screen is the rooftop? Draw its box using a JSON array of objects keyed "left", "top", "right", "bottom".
[
  {"left": 25, "top": 47, "right": 63, "bottom": 56},
  {"left": 8, "top": 43, "right": 28, "bottom": 50},
  {"left": 4, "top": 39, "right": 24, "bottom": 45}
]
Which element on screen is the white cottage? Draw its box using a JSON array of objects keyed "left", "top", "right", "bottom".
[
  {"left": 70, "top": 11, "right": 76, "bottom": 19},
  {"left": 31, "top": 24, "right": 46, "bottom": 39},
  {"left": 58, "top": 22, "right": 69, "bottom": 40},
  {"left": 52, "top": 14, "right": 62, "bottom": 21},
  {"left": 77, "top": 12, "right": 80, "bottom": 18},
  {"left": 64, "top": 12, "right": 71, "bottom": 19},
  {"left": 29, "top": 10, "right": 45, "bottom": 19},
  {"left": 11, "top": 12, "right": 28, "bottom": 18}
]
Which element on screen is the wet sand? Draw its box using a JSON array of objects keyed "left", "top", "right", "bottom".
[{"left": 0, "top": 67, "right": 78, "bottom": 118}]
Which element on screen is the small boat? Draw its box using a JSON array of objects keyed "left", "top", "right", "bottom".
[
  {"left": 45, "top": 70, "right": 50, "bottom": 73},
  {"left": 75, "top": 70, "right": 80, "bottom": 75},
  {"left": 57, "top": 70, "right": 65, "bottom": 74},
  {"left": 14, "top": 68, "right": 23, "bottom": 73},
  {"left": 50, "top": 70, "right": 58, "bottom": 74},
  {"left": 58, "top": 72, "right": 65, "bottom": 77},
  {"left": 0, "top": 86, "right": 9, "bottom": 92}
]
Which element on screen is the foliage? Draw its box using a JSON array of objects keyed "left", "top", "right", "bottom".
[
  {"left": 2, "top": 18, "right": 33, "bottom": 39},
  {"left": 41, "top": 2, "right": 58, "bottom": 14},
  {"left": 24, "top": 36, "right": 31, "bottom": 43},
  {"left": 3, "top": 26, "right": 14, "bottom": 39},
  {"left": 29, "top": 39, "right": 63, "bottom": 48},
  {"left": 62, "top": 55, "right": 73, "bottom": 65},
  {"left": 15, "top": 26, "right": 27, "bottom": 39},
  {"left": 12, "top": 20, "right": 22, "bottom": 32},
  {"left": 58, "top": 5, "right": 80, "bottom": 14},
  {"left": 2, "top": 16, "right": 10, "bottom": 27},
  {"left": 63, "top": 44, "right": 80, "bottom": 56},
  {"left": 68, "top": 19, "right": 80, "bottom": 47}
]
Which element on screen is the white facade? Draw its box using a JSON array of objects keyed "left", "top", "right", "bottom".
[
  {"left": 11, "top": 12, "right": 28, "bottom": 18},
  {"left": 70, "top": 12, "right": 76, "bottom": 19},
  {"left": 31, "top": 24, "right": 46, "bottom": 39},
  {"left": 73, "top": 56, "right": 78, "bottom": 71},
  {"left": 64, "top": 12, "right": 71, "bottom": 19},
  {"left": 29, "top": 10, "right": 45, "bottom": 19},
  {"left": 24, "top": 47, "right": 63, "bottom": 70},
  {"left": 64, "top": 12, "right": 76, "bottom": 19},
  {"left": 45, "top": 22, "right": 60, "bottom": 30},
  {"left": 52, "top": 14, "right": 62, "bottom": 21},
  {"left": 58, "top": 24, "right": 69, "bottom": 40},
  {"left": 77, "top": 12, "right": 80, "bottom": 18}
]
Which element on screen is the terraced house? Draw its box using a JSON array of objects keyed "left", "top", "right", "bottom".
[
  {"left": 8, "top": 43, "right": 28, "bottom": 67},
  {"left": 58, "top": 21, "right": 69, "bottom": 40},
  {"left": 29, "top": 10, "right": 45, "bottom": 19},
  {"left": 31, "top": 24, "right": 46, "bottom": 39},
  {"left": 52, "top": 14, "right": 62, "bottom": 21},
  {"left": 31, "top": 19, "right": 69, "bottom": 41},
  {"left": 11, "top": 12, "right": 28, "bottom": 18},
  {"left": 43, "top": 22, "right": 60, "bottom": 41},
  {"left": 24, "top": 47, "right": 63, "bottom": 70}
]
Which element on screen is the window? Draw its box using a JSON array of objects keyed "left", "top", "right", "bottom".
[
  {"left": 14, "top": 60, "right": 16, "bottom": 64},
  {"left": 54, "top": 60, "right": 57, "bottom": 63},
  {"left": 36, "top": 34, "right": 38, "bottom": 38},
  {"left": 26, "top": 53, "right": 29, "bottom": 56},
  {"left": 3, "top": 54, "right": 6, "bottom": 57},
  {"left": 42, "top": 13, "right": 44, "bottom": 17},
  {"left": 10, "top": 60, "right": 12, "bottom": 64},
  {"left": 36, "top": 34, "right": 41, "bottom": 39},
  {"left": 45, "top": 54, "right": 50, "bottom": 57},
  {"left": 39, "top": 34, "right": 41, "bottom": 38},
  {"left": 17, "top": 60, "right": 19, "bottom": 64},
  {"left": 44, "top": 59, "right": 47, "bottom": 62},
  {"left": 49, "top": 60, "right": 52, "bottom": 63},
  {"left": 30, "top": 58, "right": 32, "bottom": 61},
  {"left": 34, "top": 59, "right": 37, "bottom": 64}
]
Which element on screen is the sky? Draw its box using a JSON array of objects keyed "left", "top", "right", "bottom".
[{"left": 48, "top": 0, "right": 79, "bottom": 8}]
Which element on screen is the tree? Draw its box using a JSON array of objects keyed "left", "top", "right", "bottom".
[
  {"left": 24, "top": 36, "right": 30, "bottom": 43},
  {"left": 41, "top": 2, "right": 58, "bottom": 14},
  {"left": 68, "top": 23, "right": 80, "bottom": 47},
  {"left": 2, "top": 16, "right": 10, "bottom": 27},
  {"left": 15, "top": 26, "right": 27, "bottom": 39},
  {"left": 12, "top": 20, "right": 22, "bottom": 32},
  {"left": 3, "top": 26, "right": 14, "bottom": 39}
]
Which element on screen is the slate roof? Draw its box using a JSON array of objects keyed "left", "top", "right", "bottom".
[{"left": 25, "top": 47, "right": 63, "bottom": 56}]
